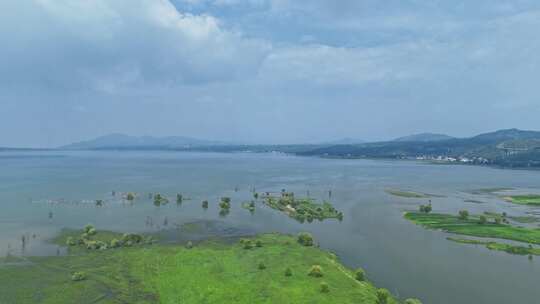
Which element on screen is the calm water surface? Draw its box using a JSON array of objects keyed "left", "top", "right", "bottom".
[{"left": 1, "top": 150, "right": 539, "bottom": 304}]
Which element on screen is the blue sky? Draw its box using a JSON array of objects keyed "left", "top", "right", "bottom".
[{"left": 1, "top": 0, "right": 539, "bottom": 147}]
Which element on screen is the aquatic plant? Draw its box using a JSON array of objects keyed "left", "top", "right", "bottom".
[
  {"left": 308, "top": 265, "right": 323, "bottom": 277},
  {"left": 297, "top": 232, "right": 314, "bottom": 247}
]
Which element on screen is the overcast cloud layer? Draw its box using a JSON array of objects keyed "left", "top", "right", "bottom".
[{"left": 1, "top": 0, "right": 539, "bottom": 147}]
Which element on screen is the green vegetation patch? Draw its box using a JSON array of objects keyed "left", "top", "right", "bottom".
[
  {"left": 385, "top": 189, "right": 430, "bottom": 198},
  {"left": 502, "top": 195, "right": 540, "bottom": 206},
  {"left": 447, "top": 237, "right": 540, "bottom": 256},
  {"left": 263, "top": 192, "right": 343, "bottom": 223},
  {"left": 404, "top": 212, "right": 540, "bottom": 244},
  {"left": 0, "top": 231, "right": 399, "bottom": 304}
]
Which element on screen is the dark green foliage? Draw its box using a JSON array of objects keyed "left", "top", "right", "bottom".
[
  {"left": 95, "top": 200, "right": 103, "bottom": 207},
  {"left": 297, "top": 233, "right": 314, "bottom": 247},
  {"left": 126, "top": 193, "right": 135, "bottom": 201},
  {"left": 258, "top": 262, "right": 266, "bottom": 270},
  {"left": 284, "top": 267, "right": 292, "bottom": 277},
  {"left": 355, "top": 268, "right": 365, "bottom": 281},
  {"left": 458, "top": 210, "right": 469, "bottom": 220},
  {"left": 253, "top": 192, "right": 259, "bottom": 199},
  {"left": 320, "top": 282, "right": 330, "bottom": 293},
  {"left": 219, "top": 198, "right": 231, "bottom": 210},
  {"left": 176, "top": 194, "right": 183, "bottom": 204},
  {"left": 376, "top": 288, "right": 390, "bottom": 304},
  {"left": 255, "top": 240, "right": 263, "bottom": 247},
  {"left": 419, "top": 204, "right": 432, "bottom": 213},
  {"left": 153, "top": 193, "right": 168, "bottom": 206},
  {"left": 202, "top": 200, "right": 208, "bottom": 209}
]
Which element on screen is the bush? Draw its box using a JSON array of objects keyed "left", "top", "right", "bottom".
[
  {"left": 110, "top": 239, "right": 121, "bottom": 248},
  {"left": 479, "top": 215, "right": 487, "bottom": 224},
  {"left": 258, "top": 262, "right": 266, "bottom": 270},
  {"left": 355, "top": 268, "right": 366, "bottom": 281},
  {"left": 253, "top": 193, "right": 259, "bottom": 199},
  {"left": 202, "top": 200, "right": 209, "bottom": 209},
  {"left": 255, "top": 240, "right": 263, "bottom": 247},
  {"left": 176, "top": 194, "right": 183, "bottom": 204},
  {"left": 66, "top": 237, "right": 76, "bottom": 246},
  {"left": 419, "top": 204, "right": 432, "bottom": 213},
  {"left": 285, "top": 267, "right": 292, "bottom": 277},
  {"left": 71, "top": 272, "right": 86, "bottom": 282},
  {"left": 308, "top": 265, "right": 323, "bottom": 277},
  {"left": 376, "top": 288, "right": 390, "bottom": 304},
  {"left": 126, "top": 193, "right": 135, "bottom": 201},
  {"left": 84, "top": 224, "right": 95, "bottom": 234},
  {"left": 221, "top": 197, "right": 231, "bottom": 204},
  {"left": 219, "top": 200, "right": 231, "bottom": 210},
  {"left": 297, "top": 232, "right": 314, "bottom": 247},
  {"left": 494, "top": 217, "right": 502, "bottom": 224},
  {"left": 186, "top": 241, "right": 193, "bottom": 249},
  {"left": 404, "top": 299, "right": 422, "bottom": 304},
  {"left": 320, "top": 282, "right": 330, "bottom": 293},
  {"left": 458, "top": 210, "right": 469, "bottom": 220}
]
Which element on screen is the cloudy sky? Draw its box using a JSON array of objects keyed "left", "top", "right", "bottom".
[{"left": 1, "top": 0, "right": 539, "bottom": 147}]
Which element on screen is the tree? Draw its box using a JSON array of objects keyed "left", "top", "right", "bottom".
[
  {"left": 258, "top": 262, "right": 266, "bottom": 270},
  {"left": 355, "top": 268, "right": 366, "bottom": 281},
  {"left": 458, "top": 210, "right": 469, "bottom": 220},
  {"left": 95, "top": 200, "right": 103, "bottom": 207},
  {"left": 285, "top": 267, "right": 292, "bottom": 277},
  {"left": 479, "top": 215, "right": 487, "bottom": 224},
  {"left": 176, "top": 194, "right": 183, "bottom": 204},
  {"left": 186, "top": 241, "right": 193, "bottom": 249},
  {"left": 202, "top": 200, "right": 209, "bottom": 209},
  {"left": 253, "top": 192, "right": 259, "bottom": 199},
  {"left": 320, "top": 282, "right": 330, "bottom": 293},
  {"left": 494, "top": 217, "right": 502, "bottom": 224},
  {"left": 308, "top": 265, "right": 323, "bottom": 277},
  {"left": 126, "top": 193, "right": 135, "bottom": 201},
  {"left": 376, "top": 288, "right": 390, "bottom": 304},
  {"left": 297, "top": 232, "right": 314, "bottom": 246}
]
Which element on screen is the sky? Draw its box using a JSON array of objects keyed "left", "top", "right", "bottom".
[{"left": 1, "top": 0, "right": 539, "bottom": 147}]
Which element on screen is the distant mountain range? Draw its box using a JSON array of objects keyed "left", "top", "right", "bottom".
[
  {"left": 59, "top": 129, "right": 540, "bottom": 168},
  {"left": 62, "top": 133, "right": 229, "bottom": 150},
  {"left": 298, "top": 129, "right": 540, "bottom": 168}
]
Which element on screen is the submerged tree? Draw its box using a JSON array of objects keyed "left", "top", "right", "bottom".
[{"left": 202, "top": 200, "right": 209, "bottom": 209}]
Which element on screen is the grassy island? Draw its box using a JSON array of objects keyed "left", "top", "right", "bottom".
[
  {"left": 262, "top": 192, "right": 343, "bottom": 222},
  {"left": 0, "top": 228, "right": 406, "bottom": 304},
  {"left": 404, "top": 212, "right": 540, "bottom": 245},
  {"left": 385, "top": 189, "right": 431, "bottom": 199},
  {"left": 502, "top": 194, "right": 540, "bottom": 206}
]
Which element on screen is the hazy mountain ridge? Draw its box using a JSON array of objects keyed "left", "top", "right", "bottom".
[{"left": 62, "top": 134, "right": 230, "bottom": 150}]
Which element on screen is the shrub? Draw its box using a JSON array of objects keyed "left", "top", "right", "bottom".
[
  {"left": 297, "top": 232, "right": 314, "bottom": 247},
  {"left": 255, "top": 240, "right": 263, "bottom": 247},
  {"left": 404, "top": 299, "right": 422, "bottom": 304},
  {"left": 71, "top": 272, "right": 86, "bottom": 282},
  {"left": 308, "top": 265, "right": 323, "bottom": 277},
  {"left": 221, "top": 197, "right": 231, "bottom": 204},
  {"left": 494, "top": 217, "right": 502, "bottom": 224},
  {"left": 126, "top": 193, "right": 135, "bottom": 201},
  {"left": 285, "top": 267, "right": 292, "bottom": 277},
  {"left": 355, "top": 268, "right": 366, "bottom": 281},
  {"left": 458, "top": 210, "right": 469, "bottom": 220},
  {"left": 243, "top": 240, "right": 254, "bottom": 250},
  {"left": 186, "top": 241, "right": 193, "bottom": 249},
  {"left": 258, "top": 262, "right": 266, "bottom": 270},
  {"left": 84, "top": 224, "right": 95, "bottom": 234},
  {"left": 376, "top": 288, "right": 390, "bottom": 304},
  {"left": 219, "top": 200, "right": 231, "bottom": 210},
  {"left": 110, "top": 239, "right": 121, "bottom": 248},
  {"left": 479, "top": 215, "right": 487, "bottom": 224},
  {"left": 66, "top": 237, "right": 76, "bottom": 246},
  {"left": 202, "top": 200, "right": 209, "bottom": 209},
  {"left": 253, "top": 193, "right": 259, "bottom": 199},
  {"left": 320, "top": 282, "right": 330, "bottom": 293},
  {"left": 419, "top": 204, "right": 432, "bottom": 213}
]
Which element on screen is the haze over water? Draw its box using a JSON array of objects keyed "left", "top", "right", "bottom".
[{"left": 1, "top": 150, "right": 539, "bottom": 304}]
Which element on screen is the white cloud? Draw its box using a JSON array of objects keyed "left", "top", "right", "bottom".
[{"left": 0, "top": 0, "right": 270, "bottom": 92}]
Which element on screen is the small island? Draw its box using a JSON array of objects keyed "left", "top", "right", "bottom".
[
  {"left": 502, "top": 194, "right": 540, "bottom": 206},
  {"left": 262, "top": 191, "right": 343, "bottom": 222}
]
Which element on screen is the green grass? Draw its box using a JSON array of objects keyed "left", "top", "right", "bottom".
[
  {"left": 466, "top": 187, "right": 513, "bottom": 195},
  {"left": 0, "top": 232, "right": 398, "bottom": 304},
  {"left": 502, "top": 195, "right": 540, "bottom": 206},
  {"left": 385, "top": 189, "right": 430, "bottom": 198},
  {"left": 404, "top": 212, "right": 540, "bottom": 244}
]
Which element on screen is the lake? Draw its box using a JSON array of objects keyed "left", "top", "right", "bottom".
[{"left": 1, "top": 150, "right": 539, "bottom": 304}]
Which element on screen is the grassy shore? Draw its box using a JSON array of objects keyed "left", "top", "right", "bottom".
[
  {"left": 447, "top": 237, "right": 540, "bottom": 256},
  {"left": 502, "top": 194, "right": 540, "bottom": 206},
  {"left": 0, "top": 229, "right": 400, "bottom": 304},
  {"left": 404, "top": 212, "right": 540, "bottom": 244}
]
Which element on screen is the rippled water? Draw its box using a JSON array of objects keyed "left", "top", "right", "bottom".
[{"left": 1, "top": 150, "right": 539, "bottom": 304}]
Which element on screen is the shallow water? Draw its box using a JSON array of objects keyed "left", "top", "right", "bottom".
[{"left": 1, "top": 150, "right": 539, "bottom": 304}]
